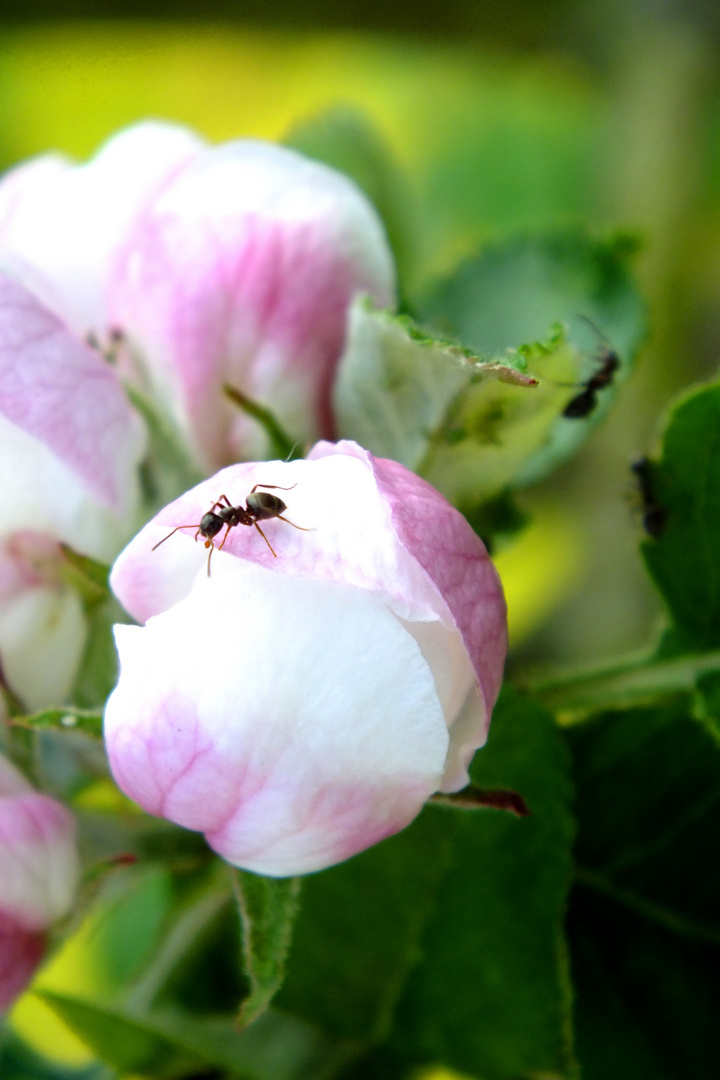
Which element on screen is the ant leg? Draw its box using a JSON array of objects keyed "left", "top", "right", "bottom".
[
  {"left": 249, "top": 483, "right": 297, "bottom": 495},
  {"left": 216, "top": 524, "right": 234, "bottom": 551},
  {"left": 208, "top": 494, "right": 233, "bottom": 513},
  {"left": 276, "top": 515, "right": 315, "bottom": 533},
  {"left": 152, "top": 524, "right": 200, "bottom": 551},
  {"left": 253, "top": 522, "right": 277, "bottom": 557}
]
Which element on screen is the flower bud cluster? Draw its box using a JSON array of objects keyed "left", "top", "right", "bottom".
[
  {"left": 0, "top": 120, "right": 393, "bottom": 709},
  {"left": 0, "top": 753, "right": 79, "bottom": 1012}
]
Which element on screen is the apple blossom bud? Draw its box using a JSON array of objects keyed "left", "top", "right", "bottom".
[
  {"left": 109, "top": 138, "right": 395, "bottom": 468},
  {"left": 0, "top": 753, "right": 79, "bottom": 1012},
  {"left": 0, "top": 120, "right": 395, "bottom": 471},
  {"left": 106, "top": 441, "right": 507, "bottom": 876}
]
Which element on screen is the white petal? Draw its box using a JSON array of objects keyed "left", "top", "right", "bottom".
[
  {"left": 0, "top": 414, "right": 131, "bottom": 561},
  {"left": 0, "top": 121, "right": 204, "bottom": 335},
  {"left": 106, "top": 559, "right": 449, "bottom": 876}
]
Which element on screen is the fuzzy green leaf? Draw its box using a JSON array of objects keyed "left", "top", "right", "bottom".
[
  {"left": 334, "top": 297, "right": 586, "bottom": 514},
  {"left": 233, "top": 871, "right": 302, "bottom": 1028}
]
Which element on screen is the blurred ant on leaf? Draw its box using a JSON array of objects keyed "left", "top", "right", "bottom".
[
  {"left": 152, "top": 484, "right": 312, "bottom": 576},
  {"left": 562, "top": 316, "right": 621, "bottom": 419},
  {"left": 631, "top": 458, "right": 667, "bottom": 539}
]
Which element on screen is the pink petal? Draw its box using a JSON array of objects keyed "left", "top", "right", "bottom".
[
  {"left": 0, "top": 272, "right": 145, "bottom": 511},
  {"left": 366, "top": 450, "right": 508, "bottom": 717},
  {"left": 0, "top": 121, "right": 205, "bottom": 336},
  {"left": 0, "top": 789, "right": 79, "bottom": 927},
  {"left": 106, "top": 561, "right": 448, "bottom": 876},
  {"left": 109, "top": 141, "right": 395, "bottom": 467}
]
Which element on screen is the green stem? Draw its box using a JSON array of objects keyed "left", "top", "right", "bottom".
[
  {"left": 526, "top": 647, "right": 720, "bottom": 718},
  {"left": 223, "top": 383, "right": 301, "bottom": 461},
  {"left": 125, "top": 878, "right": 231, "bottom": 1013},
  {"left": 575, "top": 867, "right": 720, "bottom": 947}
]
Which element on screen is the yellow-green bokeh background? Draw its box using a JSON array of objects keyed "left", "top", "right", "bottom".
[{"left": 3, "top": 11, "right": 719, "bottom": 1071}]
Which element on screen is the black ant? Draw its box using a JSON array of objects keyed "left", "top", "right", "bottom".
[
  {"left": 152, "top": 484, "right": 311, "bottom": 575},
  {"left": 562, "top": 319, "right": 621, "bottom": 419},
  {"left": 631, "top": 458, "right": 667, "bottom": 538}
]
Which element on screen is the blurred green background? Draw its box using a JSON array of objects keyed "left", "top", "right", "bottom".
[{"left": 3, "top": 0, "right": 720, "bottom": 1070}]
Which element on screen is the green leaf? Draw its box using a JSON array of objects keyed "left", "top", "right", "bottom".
[
  {"left": 334, "top": 298, "right": 588, "bottom": 515},
  {"left": 416, "top": 231, "right": 645, "bottom": 501},
  {"left": 34, "top": 991, "right": 202, "bottom": 1079},
  {"left": 155, "top": 1008, "right": 351, "bottom": 1080},
  {"left": 390, "top": 688, "right": 577, "bottom": 1080},
  {"left": 565, "top": 701, "right": 720, "bottom": 1079},
  {"left": 124, "top": 382, "right": 203, "bottom": 512},
  {"left": 279, "top": 688, "right": 577, "bottom": 1080},
  {"left": 36, "top": 991, "right": 347, "bottom": 1080},
  {"left": 69, "top": 598, "right": 126, "bottom": 710},
  {"left": 637, "top": 380, "right": 720, "bottom": 651},
  {"left": 58, "top": 545, "right": 110, "bottom": 614},
  {"left": 0, "top": 1027, "right": 106, "bottom": 1080},
  {"left": 284, "top": 105, "right": 415, "bottom": 291},
  {"left": 420, "top": 230, "right": 645, "bottom": 364},
  {"left": 233, "top": 871, "right": 302, "bottom": 1027},
  {"left": 10, "top": 707, "right": 102, "bottom": 739},
  {"left": 278, "top": 806, "right": 455, "bottom": 1045}
]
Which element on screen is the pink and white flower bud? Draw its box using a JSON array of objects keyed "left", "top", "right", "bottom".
[
  {"left": 0, "top": 272, "right": 145, "bottom": 707},
  {"left": 0, "top": 753, "right": 79, "bottom": 1012},
  {"left": 0, "top": 120, "right": 395, "bottom": 471},
  {"left": 106, "top": 441, "right": 507, "bottom": 876},
  {"left": 109, "top": 139, "right": 395, "bottom": 468}
]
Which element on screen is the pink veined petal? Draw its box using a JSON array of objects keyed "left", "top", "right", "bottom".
[
  {"left": 105, "top": 561, "right": 448, "bottom": 876},
  {"left": 109, "top": 141, "right": 395, "bottom": 467},
  {"left": 365, "top": 448, "right": 508, "bottom": 717},
  {"left": 0, "top": 272, "right": 145, "bottom": 511}
]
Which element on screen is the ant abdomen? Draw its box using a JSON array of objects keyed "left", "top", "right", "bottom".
[{"left": 247, "top": 492, "right": 287, "bottom": 521}]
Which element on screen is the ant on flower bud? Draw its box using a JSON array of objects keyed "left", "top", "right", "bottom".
[
  {"left": 152, "top": 484, "right": 312, "bottom": 575},
  {"left": 562, "top": 317, "right": 621, "bottom": 419}
]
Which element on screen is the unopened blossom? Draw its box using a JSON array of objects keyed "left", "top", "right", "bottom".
[
  {"left": 0, "top": 120, "right": 395, "bottom": 470},
  {"left": 0, "top": 752, "right": 79, "bottom": 1012},
  {"left": 106, "top": 441, "right": 507, "bottom": 876},
  {"left": 0, "top": 272, "right": 145, "bottom": 708}
]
